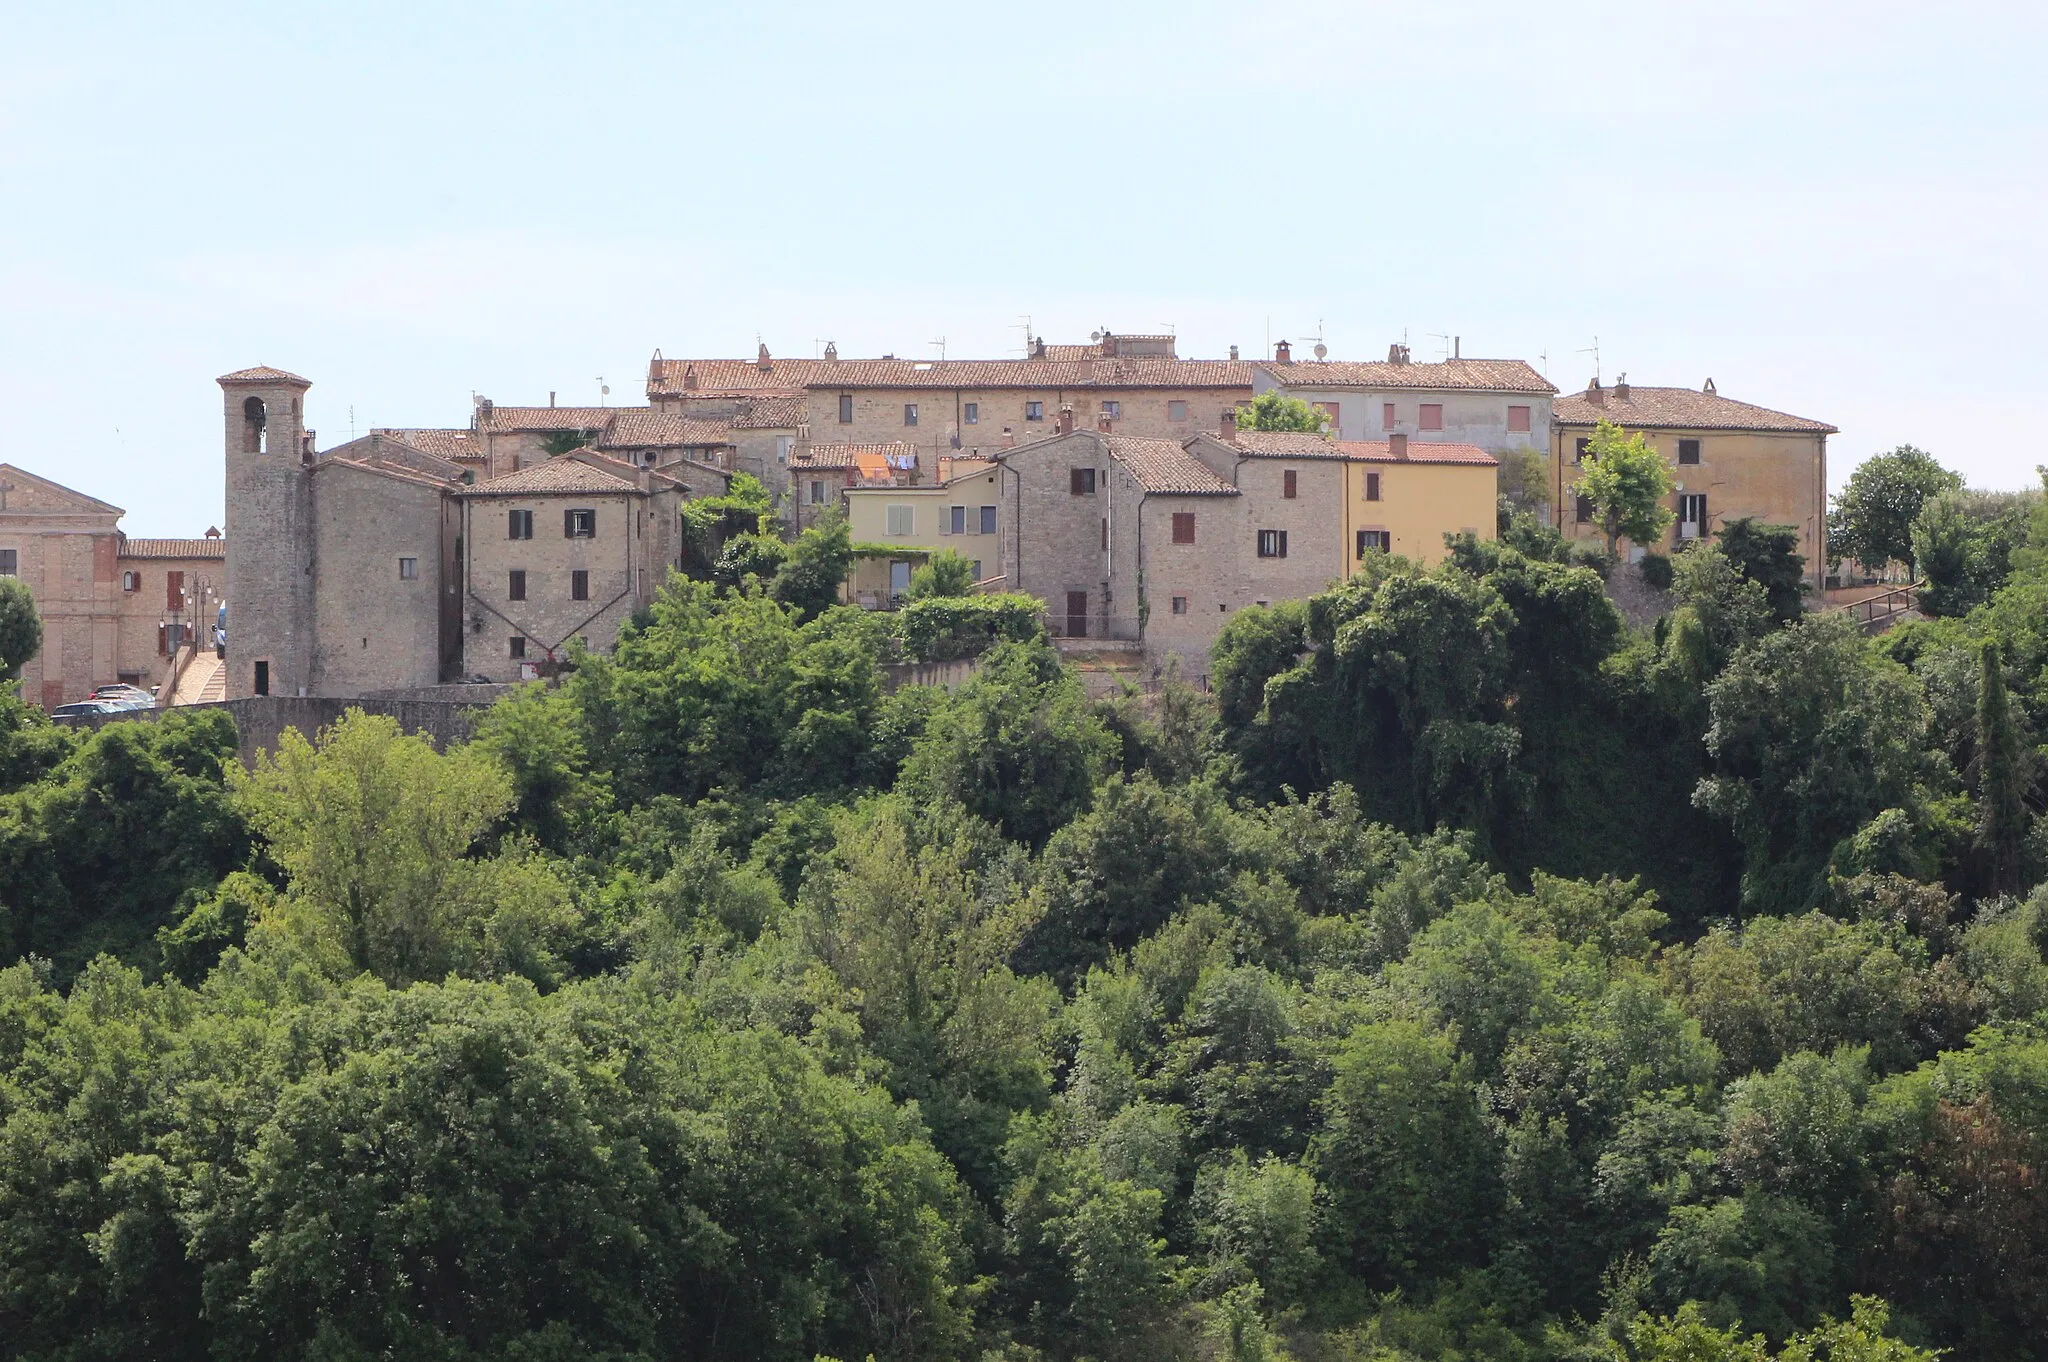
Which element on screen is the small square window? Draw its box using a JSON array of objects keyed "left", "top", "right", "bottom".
[
  {"left": 398, "top": 557, "right": 418, "bottom": 580},
  {"left": 886, "top": 504, "right": 914, "bottom": 535},
  {"left": 1172, "top": 512, "right": 1196, "bottom": 544},
  {"left": 121, "top": 570, "right": 139, "bottom": 592},
  {"left": 1507, "top": 405, "right": 1531, "bottom": 433},
  {"left": 1314, "top": 401, "right": 1340, "bottom": 430},
  {"left": 1026, "top": 400, "right": 1045, "bottom": 421},
  {"left": 1168, "top": 400, "right": 1187, "bottom": 421},
  {"left": 1283, "top": 469, "right": 1298, "bottom": 499},
  {"left": 508, "top": 509, "right": 533, "bottom": 539},
  {"left": 565, "top": 508, "right": 595, "bottom": 538},
  {"left": 509, "top": 636, "right": 527, "bottom": 659},
  {"left": 1171, "top": 595, "right": 1189, "bottom": 615},
  {"left": 1382, "top": 402, "right": 1397, "bottom": 430},
  {"left": 838, "top": 393, "right": 853, "bottom": 423},
  {"left": 509, "top": 569, "right": 526, "bottom": 601},
  {"left": 1358, "top": 529, "right": 1390, "bottom": 557},
  {"left": 0, "top": 548, "right": 19, "bottom": 576},
  {"left": 1101, "top": 400, "right": 1121, "bottom": 418},
  {"left": 1576, "top": 494, "right": 1595, "bottom": 523},
  {"left": 809, "top": 479, "right": 828, "bottom": 504},
  {"left": 1419, "top": 403, "right": 1444, "bottom": 431},
  {"left": 964, "top": 402, "right": 979, "bottom": 424},
  {"left": 949, "top": 505, "right": 966, "bottom": 535},
  {"left": 1574, "top": 437, "right": 1592, "bottom": 463},
  {"left": 903, "top": 403, "right": 919, "bottom": 427},
  {"left": 1257, "top": 529, "right": 1288, "bottom": 559},
  {"left": 1070, "top": 467, "right": 1096, "bottom": 495},
  {"left": 1365, "top": 471, "right": 1381, "bottom": 502},
  {"left": 979, "top": 505, "right": 996, "bottom": 534},
  {"left": 571, "top": 569, "right": 590, "bottom": 601},
  {"left": 1678, "top": 438, "right": 1701, "bottom": 465}
]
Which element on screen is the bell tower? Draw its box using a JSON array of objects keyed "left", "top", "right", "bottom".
[{"left": 218, "top": 365, "right": 314, "bottom": 699}]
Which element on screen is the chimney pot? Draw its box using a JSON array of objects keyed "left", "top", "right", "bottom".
[
  {"left": 1056, "top": 407, "right": 1074, "bottom": 435},
  {"left": 756, "top": 342, "right": 772, "bottom": 371},
  {"left": 1001, "top": 426, "right": 1016, "bottom": 449},
  {"left": 1615, "top": 373, "right": 1630, "bottom": 401},
  {"left": 1221, "top": 410, "right": 1238, "bottom": 442},
  {"left": 1229, "top": 344, "right": 1240, "bottom": 361},
  {"left": 1275, "top": 339, "right": 1293, "bottom": 364},
  {"left": 1097, "top": 410, "right": 1113, "bottom": 433},
  {"left": 1703, "top": 377, "right": 1717, "bottom": 395},
  {"left": 1389, "top": 432, "right": 1408, "bottom": 459},
  {"left": 1586, "top": 379, "right": 1605, "bottom": 408},
  {"left": 1100, "top": 331, "right": 1118, "bottom": 357},
  {"left": 682, "top": 365, "right": 699, "bottom": 391},
  {"left": 549, "top": 391, "right": 556, "bottom": 408},
  {"left": 823, "top": 341, "right": 838, "bottom": 361}
]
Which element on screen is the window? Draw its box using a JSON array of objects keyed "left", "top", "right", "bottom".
[
  {"left": 0, "top": 549, "right": 16, "bottom": 576},
  {"left": 1419, "top": 403, "right": 1444, "bottom": 431},
  {"left": 1283, "top": 469, "right": 1298, "bottom": 499},
  {"left": 166, "top": 570, "right": 184, "bottom": 611},
  {"left": 1101, "top": 518, "right": 1107, "bottom": 549},
  {"left": 1070, "top": 467, "right": 1096, "bottom": 495},
  {"left": 1257, "top": 529, "right": 1288, "bottom": 559},
  {"left": 1507, "top": 405, "right": 1531, "bottom": 433},
  {"left": 838, "top": 393, "right": 853, "bottom": 423},
  {"left": 508, "top": 509, "right": 533, "bottom": 539},
  {"left": 509, "top": 636, "right": 527, "bottom": 659},
  {"left": 121, "top": 570, "right": 139, "bottom": 592},
  {"left": 571, "top": 569, "right": 590, "bottom": 601},
  {"left": 1168, "top": 400, "right": 1187, "bottom": 421},
  {"left": 1679, "top": 493, "right": 1708, "bottom": 535},
  {"left": 1382, "top": 402, "right": 1396, "bottom": 430},
  {"left": 1171, "top": 595, "right": 1189, "bottom": 615},
  {"left": 886, "top": 504, "right": 914, "bottom": 535},
  {"left": 398, "top": 557, "right": 418, "bottom": 580},
  {"left": 508, "top": 569, "right": 527, "bottom": 601},
  {"left": 1365, "top": 471, "right": 1382, "bottom": 502},
  {"left": 949, "top": 505, "right": 966, "bottom": 535},
  {"left": 1576, "top": 494, "right": 1594, "bottom": 523},
  {"left": 1358, "top": 529, "right": 1390, "bottom": 556},
  {"left": 1101, "top": 400, "right": 1121, "bottom": 419},
  {"left": 964, "top": 402, "right": 979, "bottom": 424},
  {"left": 1574, "top": 437, "right": 1592, "bottom": 463},
  {"left": 1172, "top": 512, "right": 1196, "bottom": 544},
  {"left": 1026, "top": 400, "right": 1045, "bottom": 421},
  {"left": 565, "top": 508, "right": 595, "bottom": 538},
  {"left": 979, "top": 505, "right": 996, "bottom": 534},
  {"left": 1314, "top": 401, "right": 1340, "bottom": 429},
  {"left": 903, "top": 403, "right": 919, "bottom": 426},
  {"left": 253, "top": 660, "right": 269, "bottom": 696},
  {"left": 1678, "top": 438, "right": 1701, "bottom": 465},
  {"left": 809, "top": 479, "right": 828, "bottom": 504}
]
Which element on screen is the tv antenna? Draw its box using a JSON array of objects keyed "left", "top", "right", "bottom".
[
  {"left": 929, "top": 336, "right": 947, "bottom": 360},
  {"left": 1311, "top": 318, "right": 1328, "bottom": 361},
  {"left": 595, "top": 377, "right": 610, "bottom": 406},
  {"left": 1014, "top": 315, "right": 1033, "bottom": 356},
  {"left": 1577, "top": 337, "right": 1600, "bottom": 383},
  {"left": 1427, "top": 332, "right": 1451, "bottom": 361}
]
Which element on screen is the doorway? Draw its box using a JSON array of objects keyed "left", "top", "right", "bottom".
[{"left": 1065, "top": 590, "right": 1088, "bottom": 638}]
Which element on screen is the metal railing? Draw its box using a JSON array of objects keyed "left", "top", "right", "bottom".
[
  {"left": 1840, "top": 584, "right": 1917, "bottom": 634},
  {"left": 1043, "top": 614, "right": 1146, "bottom": 642}
]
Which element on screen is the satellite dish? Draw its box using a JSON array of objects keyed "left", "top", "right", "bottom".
[{"left": 1313, "top": 342, "right": 1328, "bottom": 360}]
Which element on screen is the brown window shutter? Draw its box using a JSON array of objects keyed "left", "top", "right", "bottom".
[
  {"left": 564, "top": 509, "right": 575, "bottom": 537},
  {"left": 166, "top": 571, "right": 184, "bottom": 612}
]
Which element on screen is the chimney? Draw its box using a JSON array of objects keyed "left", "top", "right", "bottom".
[
  {"left": 1220, "top": 410, "right": 1237, "bottom": 442},
  {"left": 1389, "top": 432, "right": 1408, "bottom": 460},
  {"left": 1100, "top": 331, "right": 1118, "bottom": 358},
  {"left": 1389, "top": 342, "right": 1404, "bottom": 363},
  {"left": 1030, "top": 336, "right": 1046, "bottom": 359},
  {"left": 1001, "top": 426, "right": 1016, "bottom": 450},
  {"left": 549, "top": 391, "right": 556, "bottom": 408},
  {"left": 1585, "top": 379, "right": 1605, "bottom": 408},
  {"left": 1453, "top": 336, "right": 1461, "bottom": 359},
  {"left": 1056, "top": 406, "right": 1075, "bottom": 435},
  {"left": 1275, "top": 339, "right": 1293, "bottom": 364},
  {"left": 823, "top": 340, "right": 838, "bottom": 361},
  {"left": 648, "top": 348, "right": 663, "bottom": 381},
  {"left": 682, "top": 364, "right": 698, "bottom": 391},
  {"left": 1615, "top": 373, "right": 1630, "bottom": 401},
  {"left": 1703, "top": 377, "right": 1717, "bottom": 395},
  {"left": 205, "top": 525, "right": 221, "bottom": 538},
  {"left": 1229, "top": 344, "right": 1240, "bottom": 361},
  {"left": 1097, "top": 410, "right": 1114, "bottom": 433},
  {"left": 756, "top": 343, "right": 772, "bottom": 371}
]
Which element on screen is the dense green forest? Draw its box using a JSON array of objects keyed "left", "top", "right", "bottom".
[{"left": 3, "top": 472, "right": 2047, "bottom": 1361}]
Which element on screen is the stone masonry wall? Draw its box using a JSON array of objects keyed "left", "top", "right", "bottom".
[{"left": 309, "top": 463, "right": 449, "bottom": 696}]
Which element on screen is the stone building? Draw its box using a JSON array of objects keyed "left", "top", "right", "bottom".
[
  {"left": 456, "top": 450, "right": 692, "bottom": 681},
  {"left": 1250, "top": 344, "right": 1555, "bottom": 457},
  {"left": 1550, "top": 378, "right": 1835, "bottom": 585}
]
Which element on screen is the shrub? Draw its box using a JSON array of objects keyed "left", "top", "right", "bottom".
[
  {"left": 1641, "top": 552, "right": 1676, "bottom": 590},
  {"left": 895, "top": 592, "right": 1045, "bottom": 661}
]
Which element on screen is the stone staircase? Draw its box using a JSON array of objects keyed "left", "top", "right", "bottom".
[{"left": 170, "top": 651, "right": 225, "bottom": 706}]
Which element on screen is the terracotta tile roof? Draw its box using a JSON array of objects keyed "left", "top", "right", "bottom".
[
  {"left": 598, "top": 410, "right": 736, "bottom": 449},
  {"left": 1554, "top": 385, "right": 1837, "bottom": 433},
  {"left": 476, "top": 405, "right": 627, "bottom": 434},
  {"left": 1225, "top": 431, "right": 1496, "bottom": 466},
  {"left": 649, "top": 356, "right": 1253, "bottom": 396},
  {"left": 1106, "top": 436, "right": 1239, "bottom": 495},
  {"left": 793, "top": 442, "right": 918, "bottom": 473},
  {"left": 217, "top": 365, "right": 311, "bottom": 387},
  {"left": 377, "top": 427, "right": 485, "bottom": 462},
  {"left": 119, "top": 537, "right": 226, "bottom": 560},
  {"left": 459, "top": 454, "right": 647, "bottom": 497},
  {"left": 313, "top": 454, "right": 462, "bottom": 491},
  {"left": 730, "top": 394, "right": 808, "bottom": 428},
  {"left": 1259, "top": 357, "right": 1557, "bottom": 394}
]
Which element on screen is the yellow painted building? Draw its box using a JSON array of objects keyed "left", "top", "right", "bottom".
[
  {"left": 842, "top": 459, "right": 1000, "bottom": 606},
  {"left": 1551, "top": 379, "right": 1835, "bottom": 586},
  {"left": 1338, "top": 437, "right": 1497, "bottom": 573}
]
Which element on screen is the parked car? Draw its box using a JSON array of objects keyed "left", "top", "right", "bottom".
[
  {"left": 90, "top": 684, "right": 157, "bottom": 710},
  {"left": 215, "top": 603, "right": 227, "bottom": 659},
  {"left": 50, "top": 700, "right": 122, "bottom": 720}
]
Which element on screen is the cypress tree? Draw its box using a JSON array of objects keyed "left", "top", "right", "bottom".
[{"left": 1976, "top": 640, "right": 2031, "bottom": 895}]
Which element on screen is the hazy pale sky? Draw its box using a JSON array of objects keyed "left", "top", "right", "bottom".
[{"left": 4, "top": 0, "right": 2043, "bottom": 534}]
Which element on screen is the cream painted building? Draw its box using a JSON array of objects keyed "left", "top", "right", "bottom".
[
  {"left": 843, "top": 458, "right": 1001, "bottom": 606},
  {"left": 1551, "top": 378, "right": 1834, "bottom": 586},
  {"left": 1251, "top": 344, "right": 1556, "bottom": 457}
]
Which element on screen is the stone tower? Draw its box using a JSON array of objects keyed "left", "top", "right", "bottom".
[{"left": 219, "top": 366, "right": 314, "bottom": 699}]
